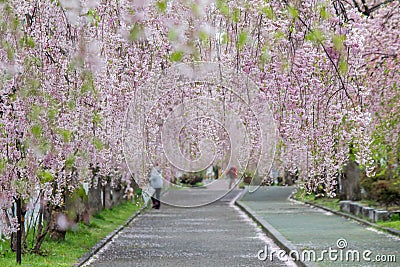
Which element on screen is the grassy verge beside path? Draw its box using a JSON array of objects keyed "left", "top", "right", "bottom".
[
  {"left": 293, "top": 189, "right": 341, "bottom": 211},
  {"left": 293, "top": 189, "right": 400, "bottom": 231},
  {"left": 377, "top": 219, "right": 400, "bottom": 231},
  {"left": 0, "top": 200, "right": 143, "bottom": 267}
]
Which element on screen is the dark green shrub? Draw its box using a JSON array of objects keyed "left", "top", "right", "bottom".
[
  {"left": 180, "top": 174, "right": 203, "bottom": 185},
  {"left": 370, "top": 180, "right": 400, "bottom": 207},
  {"left": 360, "top": 171, "right": 380, "bottom": 195},
  {"left": 243, "top": 171, "right": 253, "bottom": 184},
  {"left": 390, "top": 213, "right": 400, "bottom": 221},
  {"left": 361, "top": 164, "right": 400, "bottom": 207}
]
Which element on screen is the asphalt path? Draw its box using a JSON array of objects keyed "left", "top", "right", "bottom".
[{"left": 86, "top": 189, "right": 294, "bottom": 267}]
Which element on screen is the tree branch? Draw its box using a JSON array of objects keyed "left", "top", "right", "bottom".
[{"left": 352, "top": 0, "right": 397, "bottom": 16}]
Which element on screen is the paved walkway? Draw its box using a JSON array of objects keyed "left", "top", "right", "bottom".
[
  {"left": 160, "top": 178, "right": 241, "bottom": 207},
  {"left": 86, "top": 190, "right": 293, "bottom": 267},
  {"left": 238, "top": 186, "right": 400, "bottom": 267}
]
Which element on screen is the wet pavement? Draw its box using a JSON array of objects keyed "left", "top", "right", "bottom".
[
  {"left": 239, "top": 186, "right": 400, "bottom": 267},
  {"left": 86, "top": 189, "right": 292, "bottom": 267}
]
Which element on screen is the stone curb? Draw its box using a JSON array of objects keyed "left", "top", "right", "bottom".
[
  {"left": 74, "top": 201, "right": 150, "bottom": 267},
  {"left": 299, "top": 200, "right": 400, "bottom": 238},
  {"left": 235, "top": 189, "right": 315, "bottom": 267}
]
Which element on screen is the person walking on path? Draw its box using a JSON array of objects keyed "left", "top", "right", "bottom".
[
  {"left": 226, "top": 166, "right": 238, "bottom": 189},
  {"left": 149, "top": 165, "right": 163, "bottom": 209}
]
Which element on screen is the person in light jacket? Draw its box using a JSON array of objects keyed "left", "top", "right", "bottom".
[
  {"left": 226, "top": 166, "right": 237, "bottom": 189},
  {"left": 149, "top": 166, "right": 163, "bottom": 209}
]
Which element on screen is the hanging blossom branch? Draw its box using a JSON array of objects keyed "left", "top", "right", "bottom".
[{"left": 351, "top": 0, "right": 398, "bottom": 16}]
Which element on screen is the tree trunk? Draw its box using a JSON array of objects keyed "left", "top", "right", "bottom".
[
  {"left": 339, "top": 161, "right": 361, "bottom": 201},
  {"left": 34, "top": 202, "right": 51, "bottom": 253},
  {"left": 49, "top": 210, "right": 66, "bottom": 241},
  {"left": 16, "top": 198, "right": 22, "bottom": 264}
]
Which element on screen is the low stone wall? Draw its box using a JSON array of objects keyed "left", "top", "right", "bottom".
[{"left": 339, "top": 200, "right": 395, "bottom": 222}]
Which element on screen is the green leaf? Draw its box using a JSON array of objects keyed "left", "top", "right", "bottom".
[
  {"left": 87, "top": 9, "right": 100, "bottom": 26},
  {"left": 320, "top": 6, "right": 331, "bottom": 19},
  {"left": 274, "top": 30, "right": 285, "bottom": 41},
  {"left": 0, "top": 123, "right": 5, "bottom": 135},
  {"left": 167, "top": 29, "right": 178, "bottom": 42},
  {"left": 314, "top": 29, "right": 325, "bottom": 42},
  {"left": 24, "top": 56, "right": 41, "bottom": 69},
  {"left": 220, "top": 32, "right": 228, "bottom": 44},
  {"left": 29, "top": 104, "right": 43, "bottom": 121},
  {"left": 26, "top": 36, "right": 35, "bottom": 48},
  {"left": 349, "top": 143, "right": 356, "bottom": 162},
  {"left": 2, "top": 41, "right": 15, "bottom": 60},
  {"left": 305, "top": 29, "right": 325, "bottom": 44},
  {"left": 38, "top": 140, "right": 50, "bottom": 154},
  {"left": 9, "top": 93, "right": 16, "bottom": 101},
  {"left": 93, "top": 138, "right": 103, "bottom": 150},
  {"left": 0, "top": 158, "right": 6, "bottom": 173},
  {"left": 58, "top": 129, "right": 72, "bottom": 143},
  {"left": 339, "top": 59, "right": 348, "bottom": 75},
  {"left": 237, "top": 31, "right": 248, "bottom": 49},
  {"left": 190, "top": 3, "right": 200, "bottom": 16},
  {"left": 81, "top": 72, "right": 94, "bottom": 94},
  {"left": 26, "top": 78, "right": 41, "bottom": 96},
  {"left": 287, "top": 5, "right": 299, "bottom": 19},
  {"left": 216, "top": 0, "right": 229, "bottom": 16},
  {"left": 19, "top": 36, "right": 35, "bottom": 48},
  {"left": 68, "top": 100, "right": 76, "bottom": 110},
  {"left": 48, "top": 107, "right": 58, "bottom": 120},
  {"left": 11, "top": 16, "right": 19, "bottom": 31},
  {"left": 37, "top": 170, "right": 53, "bottom": 183},
  {"left": 170, "top": 51, "right": 183, "bottom": 62},
  {"left": 232, "top": 8, "right": 240, "bottom": 23},
  {"left": 4, "top": 4, "right": 12, "bottom": 16},
  {"left": 262, "top": 6, "right": 274, "bottom": 19},
  {"left": 31, "top": 124, "right": 42, "bottom": 138},
  {"left": 129, "top": 24, "right": 144, "bottom": 41},
  {"left": 93, "top": 112, "right": 102, "bottom": 126},
  {"left": 156, "top": 1, "right": 167, "bottom": 12},
  {"left": 332, "top": 34, "right": 346, "bottom": 51},
  {"left": 261, "top": 47, "right": 271, "bottom": 64},
  {"left": 77, "top": 185, "right": 88, "bottom": 199},
  {"left": 65, "top": 155, "right": 75, "bottom": 169},
  {"left": 199, "top": 31, "right": 209, "bottom": 43}
]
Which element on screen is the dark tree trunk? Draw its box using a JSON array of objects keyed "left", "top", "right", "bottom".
[
  {"left": 88, "top": 179, "right": 102, "bottom": 215},
  {"left": 49, "top": 210, "right": 66, "bottom": 241},
  {"left": 102, "top": 185, "right": 106, "bottom": 209},
  {"left": 284, "top": 170, "right": 296, "bottom": 186},
  {"left": 339, "top": 161, "right": 361, "bottom": 201},
  {"left": 16, "top": 198, "right": 22, "bottom": 264},
  {"left": 34, "top": 202, "right": 51, "bottom": 253}
]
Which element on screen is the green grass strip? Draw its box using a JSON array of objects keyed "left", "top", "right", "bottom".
[
  {"left": 294, "top": 188, "right": 400, "bottom": 231},
  {"left": 0, "top": 200, "right": 143, "bottom": 267},
  {"left": 294, "top": 188, "right": 340, "bottom": 211}
]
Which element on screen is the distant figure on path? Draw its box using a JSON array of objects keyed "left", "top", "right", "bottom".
[
  {"left": 226, "top": 166, "right": 238, "bottom": 189},
  {"left": 149, "top": 165, "right": 163, "bottom": 209}
]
